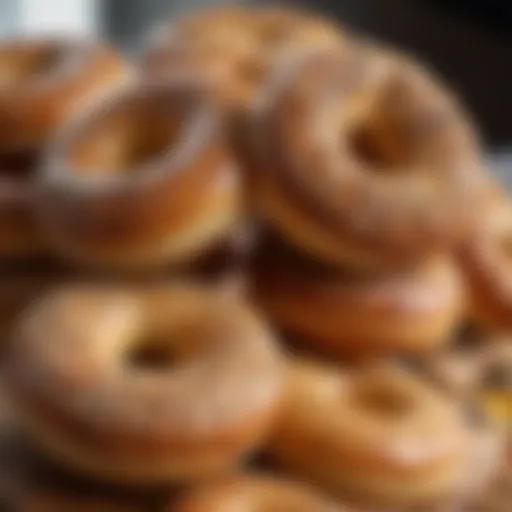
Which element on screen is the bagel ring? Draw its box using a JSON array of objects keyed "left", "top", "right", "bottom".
[
  {"left": 4, "top": 282, "right": 283, "bottom": 484},
  {"left": 459, "top": 193, "right": 512, "bottom": 330},
  {"left": 250, "top": 48, "right": 483, "bottom": 271},
  {"left": 37, "top": 79, "right": 241, "bottom": 269},
  {"left": 143, "top": 6, "right": 345, "bottom": 112},
  {"left": 252, "top": 237, "right": 463, "bottom": 358},
  {"left": 268, "top": 359, "right": 471, "bottom": 508},
  {"left": 0, "top": 37, "right": 129, "bottom": 258}
]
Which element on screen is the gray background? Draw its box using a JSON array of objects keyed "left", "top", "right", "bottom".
[{"left": 0, "top": 0, "right": 18, "bottom": 36}]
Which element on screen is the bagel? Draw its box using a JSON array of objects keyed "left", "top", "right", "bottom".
[
  {"left": 267, "top": 359, "right": 471, "bottom": 508},
  {"left": 4, "top": 282, "right": 282, "bottom": 484},
  {"left": 252, "top": 237, "right": 463, "bottom": 358},
  {"left": 38, "top": 80, "right": 241, "bottom": 269},
  {"left": 0, "top": 37, "right": 129, "bottom": 258},
  {"left": 249, "top": 48, "right": 483, "bottom": 271},
  {"left": 459, "top": 193, "right": 512, "bottom": 330},
  {"left": 143, "top": 6, "right": 344, "bottom": 112}
]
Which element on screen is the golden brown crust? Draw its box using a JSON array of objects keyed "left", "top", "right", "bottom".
[
  {"left": 249, "top": 48, "right": 483, "bottom": 271},
  {"left": 5, "top": 282, "right": 283, "bottom": 484},
  {"left": 172, "top": 474, "right": 345, "bottom": 512},
  {"left": 267, "top": 359, "right": 471, "bottom": 508},
  {"left": 0, "top": 385, "right": 153, "bottom": 512},
  {"left": 472, "top": 441, "right": 512, "bottom": 511},
  {"left": 0, "top": 37, "right": 130, "bottom": 259},
  {"left": 459, "top": 193, "right": 512, "bottom": 330},
  {"left": 37, "top": 80, "right": 242, "bottom": 269},
  {"left": 142, "top": 6, "right": 345, "bottom": 113},
  {"left": 0, "top": 37, "right": 129, "bottom": 152},
  {"left": 251, "top": 239, "right": 463, "bottom": 358},
  {"left": 0, "top": 230, "right": 251, "bottom": 343}
]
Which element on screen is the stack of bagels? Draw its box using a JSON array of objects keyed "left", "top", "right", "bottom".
[{"left": 0, "top": 5, "right": 510, "bottom": 511}]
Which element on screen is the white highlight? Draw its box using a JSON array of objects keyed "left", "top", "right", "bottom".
[{"left": 19, "top": 0, "right": 99, "bottom": 36}]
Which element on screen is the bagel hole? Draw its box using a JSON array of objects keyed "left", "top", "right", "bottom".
[
  {"left": 454, "top": 323, "right": 485, "bottom": 350},
  {"left": 126, "top": 336, "right": 178, "bottom": 372},
  {"left": 67, "top": 98, "right": 187, "bottom": 174},
  {"left": 355, "top": 384, "right": 414, "bottom": 419},
  {"left": 348, "top": 125, "right": 390, "bottom": 168},
  {"left": 347, "top": 123, "right": 408, "bottom": 171},
  {"left": 0, "top": 45, "right": 65, "bottom": 89}
]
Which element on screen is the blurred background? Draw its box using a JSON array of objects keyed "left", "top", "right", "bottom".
[{"left": 0, "top": 0, "right": 510, "bottom": 152}]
